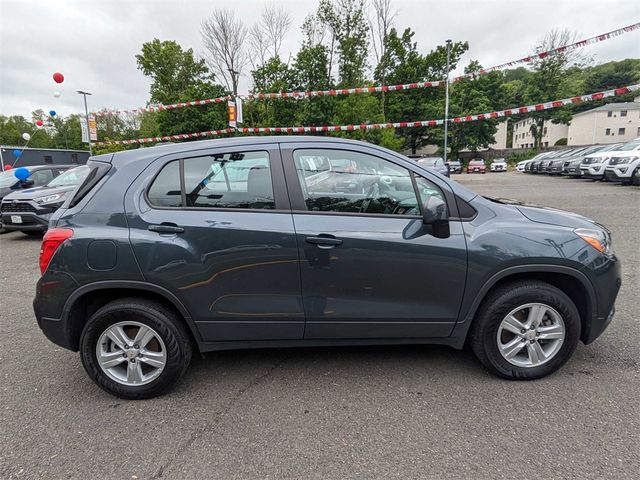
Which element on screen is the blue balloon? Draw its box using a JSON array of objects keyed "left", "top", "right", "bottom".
[
  {"left": 12, "top": 149, "right": 22, "bottom": 157},
  {"left": 14, "top": 167, "right": 30, "bottom": 181},
  {"left": 49, "top": 110, "right": 57, "bottom": 117}
]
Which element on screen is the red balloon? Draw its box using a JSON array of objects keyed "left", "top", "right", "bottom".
[
  {"left": 53, "top": 72, "right": 64, "bottom": 83},
  {"left": 4, "top": 165, "right": 12, "bottom": 171},
  {"left": 36, "top": 119, "right": 44, "bottom": 127}
]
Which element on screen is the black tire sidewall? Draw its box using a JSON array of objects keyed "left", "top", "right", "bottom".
[
  {"left": 473, "top": 283, "right": 581, "bottom": 380},
  {"left": 80, "top": 301, "right": 191, "bottom": 399}
]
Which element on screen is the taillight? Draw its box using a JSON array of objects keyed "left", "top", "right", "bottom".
[{"left": 39, "top": 228, "right": 73, "bottom": 274}]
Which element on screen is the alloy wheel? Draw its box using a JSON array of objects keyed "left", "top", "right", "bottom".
[
  {"left": 96, "top": 321, "right": 167, "bottom": 386},
  {"left": 496, "top": 303, "right": 565, "bottom": 368}
]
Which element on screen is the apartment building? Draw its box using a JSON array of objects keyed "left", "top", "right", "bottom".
[
  {"left": 512, "top": 118, "right": 568, "bottom": 149},
  {"left": 567, "top": 100, "right": 640, "bottom": 145}
]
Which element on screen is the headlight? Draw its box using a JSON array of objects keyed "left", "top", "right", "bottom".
[
  {"left": 574, "top": 228, "right": 612, "bottom": 255},
  {"left": 34, "top": 193, "right": 65, "bottom": 205},
  {"left": 621, "top": 156, "right": 638, "bottom": 164}
]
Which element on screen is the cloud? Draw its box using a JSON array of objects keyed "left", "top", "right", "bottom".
[{"left": 1, "top": 0, "right": 638, "bottom": 119}]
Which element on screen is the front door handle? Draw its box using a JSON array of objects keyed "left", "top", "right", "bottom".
[
  {"left": 148, "top": 223, "right": 185, "bottom": 234},
  {"left": 305, "top": 235, "right": 342, "bottom": 248}
]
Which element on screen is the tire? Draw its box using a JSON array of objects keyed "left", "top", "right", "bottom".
[
  {"left": 469, "top": 280, "right": 580, "bottom": 380},
  {"left": 80, "top": 298, "right": 193, "bottom": 399}
]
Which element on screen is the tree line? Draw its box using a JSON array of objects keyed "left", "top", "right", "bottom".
[{"left": 1, "top": 0, "right": 639, "bottom": 159}]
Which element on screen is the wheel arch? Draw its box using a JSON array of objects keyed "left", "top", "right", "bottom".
[
  {"left": 452, "top": 265, "right": 596, "bottom": 347},
  {"left": 62, "top": 281, "right": 203, "bottom": 352}
]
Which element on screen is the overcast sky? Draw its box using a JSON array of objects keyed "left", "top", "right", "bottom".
[{"left": 0, "top": 0, "right": 638, "bottom": 119}]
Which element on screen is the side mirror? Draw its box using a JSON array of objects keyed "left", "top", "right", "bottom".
[{"left": 422, "top": 196, "right": 450, "bottom": 238}]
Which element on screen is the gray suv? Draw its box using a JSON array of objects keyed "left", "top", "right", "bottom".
[{"left": 34, "top": 137, "right": 621, "bottom": 399}]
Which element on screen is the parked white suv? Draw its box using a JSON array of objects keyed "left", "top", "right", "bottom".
[
  {"left": 580, "top": 138, "right": 640, "bottom": 181},
  {"left": 605, "top": 151, "right": 640, "bottom": 184}
]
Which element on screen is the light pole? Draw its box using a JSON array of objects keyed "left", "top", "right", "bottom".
[
  {"left": 227, "top": 68, "right": 239, "bottom": 97},
  {"left": 443, "top": 39, "right": 452, "bottom": 163},
  {"left": 77, "top": 90, "right": 93, "bottom": 155}
]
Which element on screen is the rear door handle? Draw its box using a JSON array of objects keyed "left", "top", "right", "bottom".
[
  {"left": 148, "top": 223, "right": 185, "bottom": 234},
  {"left": 305, "top": 235, "right": 342, "bottom": 248}
]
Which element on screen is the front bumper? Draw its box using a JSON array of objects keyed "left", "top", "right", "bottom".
[
  {"left": 1, "top": 212, "right": 51, "bottom": 231},
  {"left": 1, "top": 200, "right": 56, "bottom": 231},
  {"left": 580, "top": 168, "right": 604, "bottom": 179},
  {"left": 581, "top": 254, "right": 622, "bottom": 344},
  {"left": 606, "top": 167, "right": 633, "bottom": 182},
  {"left": 603, "top": 169, "right": 620, "bottom": 182},
  {"left": 561, "top": 166, "right": 581, "bottom": 176}
]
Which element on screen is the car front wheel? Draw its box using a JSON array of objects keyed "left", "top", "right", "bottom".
[
  {"left": 80, "top": 298, "right": 192, "bottom": 399},
  {"left": 469, "top": 281, "right": 580, "bottom": 380}
]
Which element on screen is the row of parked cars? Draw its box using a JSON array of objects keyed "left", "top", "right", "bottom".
[
  {"left": 0, "top": 164, "right": 89, "bottom": 234},
  {"left": 515, "top": 138, "right": 640, "bottom": 185},
  {"left": 408, "top": 156, "right": 508, "bottom": 175}
]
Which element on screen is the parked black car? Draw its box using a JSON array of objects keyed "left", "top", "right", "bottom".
[
  {"left": 0, "top": 165, "right": 74, "bottom": 233},
  {"left": 1, "top": 165, "right": 89, "bottom": 234},
  {"left": 447, "top": 160, "right": 462, "bottom": 174},
  {"left": 34, "top": 137, "right": 620, "bottom": 399}
]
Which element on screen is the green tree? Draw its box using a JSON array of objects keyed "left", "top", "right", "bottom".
[
  {"left": 448, "top": 61, "right": 505, "bottom": 157},
  {"left": 293, "top": 44, "right": 335, "bottom": 127},
  {"left": 249, "top": 57, "right": 298, "bottom": 127},
  {"left": 524, "top": 29, "right": 588, "bottom": 148},
  {"left": 316, "top": 0, "right": 369, "bottom": 87},
  {"left": 381, "top": 27, "right": 467, "bottom": 153},
  {"left": 135, "top": 39, "right": 228, "bottom": 138}
]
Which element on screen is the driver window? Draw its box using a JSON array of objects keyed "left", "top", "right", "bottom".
[{"left": 293, "top": 149, "right": 420, "bottom": 215}]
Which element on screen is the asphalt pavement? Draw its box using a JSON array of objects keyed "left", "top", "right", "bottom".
[{"left": 0, "top": 172, "right": 638, "bottom": 479}]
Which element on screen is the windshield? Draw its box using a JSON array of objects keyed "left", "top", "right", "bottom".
[
  {"left": 0, "top": 169, "right": 21, "bottom": 188},
  {"left": 47, "top": 166, "right": 90, "bottom": 187},
  {"left": 616, "top": 138, "right": 640, "bottom": 151}
]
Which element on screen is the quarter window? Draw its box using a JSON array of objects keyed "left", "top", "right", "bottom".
[{"left": 293, "top": 149, "right": 427, "bottom": 216}]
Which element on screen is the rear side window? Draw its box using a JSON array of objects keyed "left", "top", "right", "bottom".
[
  {"left": 147, "top": 160, "right": 181, "bottom": 207},
  {"left": 147, "top": 151, "right": 275, "bottom": 210}
]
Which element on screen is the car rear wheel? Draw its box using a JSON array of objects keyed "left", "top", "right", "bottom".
[
  {"left": 469, "top": 281, "right": 580, "bottom": 380},
  {"left": 80, "top": 298, "right": 192, "bottom": 399}
]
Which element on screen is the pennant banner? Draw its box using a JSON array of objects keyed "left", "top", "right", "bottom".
[
  {"left": 95, "top": 22, "right": 640, "bottom": 117},
  {"left": 454, "top": 22, "right": 640, "bottom": 81},
  {"left": 94, "top": 84, "right": 640, "bottom": 145}
]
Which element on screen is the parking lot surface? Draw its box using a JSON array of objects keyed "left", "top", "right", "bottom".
[{"left": 1, "top": 172, "right": 638, "bottom": 479}]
